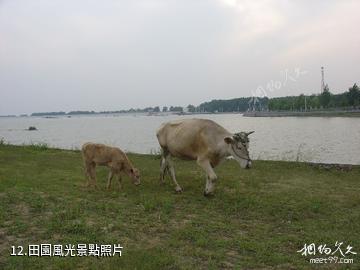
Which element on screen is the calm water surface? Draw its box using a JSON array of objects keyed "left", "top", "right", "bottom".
[{"left": 0, "top": 114, "right": 359, "bottom": 164}]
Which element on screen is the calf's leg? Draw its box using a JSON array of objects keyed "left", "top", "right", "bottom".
[
  {"left": 88, "top": 165, "right": 98, "bottom": 189},
  {"left": 106, "top": 170, "right": 114, "bottom": 190},
  {"left": 84, "top": 162, "right": 94, "bottom": 187},
  {"left": 117, "top": 175, "right": 123, "bottom": 191}
]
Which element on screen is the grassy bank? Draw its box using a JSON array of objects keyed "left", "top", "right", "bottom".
[{"left": 0, "top": 144, "right": 359, "bottom": 269}]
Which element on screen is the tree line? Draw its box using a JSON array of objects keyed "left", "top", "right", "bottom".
[
  {"left": 195, "top": 83, "right": 359, "bottom": 112},
  {"left": 30, "top": 106, "right": 185, "bottom": 116},
  {"left": 268, "top": 84, "right": 359, "bottom": 111},
  {"left": 30, "top": 83, "right": 359, "bottom": 116}
]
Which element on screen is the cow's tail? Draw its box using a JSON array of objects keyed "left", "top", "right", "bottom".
[{"left": 160, "top": 148, "right": 170, "bottom": 176}]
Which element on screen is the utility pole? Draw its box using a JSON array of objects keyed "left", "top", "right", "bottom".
[{"left": 321, "top": 66, "right": 325, "bottom": 93}]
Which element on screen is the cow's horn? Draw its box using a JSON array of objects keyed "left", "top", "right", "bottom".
[{"left": 246, "top": 131, "right": 255, "bottom": 136}]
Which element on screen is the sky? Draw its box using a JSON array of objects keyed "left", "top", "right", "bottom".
[{"left": 0, "top": 0, "right": 359, "bottom": 115}]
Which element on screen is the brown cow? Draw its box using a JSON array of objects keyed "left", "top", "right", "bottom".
[{"left": 81, "top": 143, "right": 140, "bottom": 190}]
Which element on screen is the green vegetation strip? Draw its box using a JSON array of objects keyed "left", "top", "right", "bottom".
[{"left": 0, "top": 144, "right": 359, "bottom": 269}]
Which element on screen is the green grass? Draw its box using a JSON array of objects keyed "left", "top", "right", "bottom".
[{"left": 0, "top": 144, "right": 359, "bottom": 269}]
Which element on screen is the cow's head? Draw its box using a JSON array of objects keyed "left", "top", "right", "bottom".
[
  {"left": 128, "top": 167, "right": 141, "bottom": 185},
  {"left": 224, "top": 131, "right": 254, "bottom": 169}
]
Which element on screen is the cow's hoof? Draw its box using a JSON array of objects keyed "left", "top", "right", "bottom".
[
  {"left": 203, "top": 191, "right": 214, "bottom": 197},
  {"left": 175, "top": 186, "right": 183, "bottom": 193}
]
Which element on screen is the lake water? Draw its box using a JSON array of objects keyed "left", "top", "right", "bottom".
[{"left": 0, "top": 114, "right": 359, "bottom": 164}]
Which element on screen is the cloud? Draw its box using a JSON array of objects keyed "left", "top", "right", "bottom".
[{"left": 0, "top": 0, "right": 359, "bottom": 114}]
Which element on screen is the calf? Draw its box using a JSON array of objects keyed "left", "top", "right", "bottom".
[{"left": 81, "top": 143, "right": 140, "bottom": 190}]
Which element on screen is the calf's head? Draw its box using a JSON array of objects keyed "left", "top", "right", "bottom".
[
  {"left": 224, "top": 131, "right": 254, "bottom": 169},
  {"left": 128, "top": 167, "right": 141, "bottom": 185}
]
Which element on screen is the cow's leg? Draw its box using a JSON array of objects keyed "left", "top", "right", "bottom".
[
  {"left": 166, "top": 155, "right": 182, "bottom": 193},
  {"left": 106, "top": 170, "right": 114, "bottom": 190},
  {"left": 117, "top": 175, "right": 123, "bottom": 191},
  {"left": 160, "top": 156, "right": 167, "bottom": 184},
  {"left": 159, "top": 148, "right": 169, "bottom": 184},
  {"left": 197, "top": 158, "right": 218, "bottom": 196}
]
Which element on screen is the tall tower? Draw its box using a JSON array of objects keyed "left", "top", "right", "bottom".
[{"left": 321, "top": 66, "right": 325, "bottom": 93}]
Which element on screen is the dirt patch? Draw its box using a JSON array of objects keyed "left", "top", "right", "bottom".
[
  {"left": 170, "top": 214, "right": 196, "bottom": 229},
  {"left": 0, "top": 228, "right": 27, "bottom": 260},
  {"left": 146, "top": 236, "right": 162, "bottom": 248},
  {"left": 0, "top": 228, "right": 6, "bottom": 241},
  {"left": 308, "top": 162, "right": 353, "bottom": 171},
  {"left": 15, "top": 203, "right": 30, "bottom": 217}
]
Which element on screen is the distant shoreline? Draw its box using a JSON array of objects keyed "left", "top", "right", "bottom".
[
  {"left": 2, "top": 110, "right": 360, "bottom": 118},
  {"left": 243, "top": 110, "right": 360, "bottom": 117},
  {"left": 0, "top": 111, "right": 239, "bottom": 118}
]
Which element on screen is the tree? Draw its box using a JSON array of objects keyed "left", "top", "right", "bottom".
[
  {"left": 308, "top": 95, "right": 320, "bottom": 109},
  {"left": 162, "top": 106, "right": 168, "bottom": 112},
  {"left": 144, "top": 107, "right": 153, "bottom": 112},
  {"left": 187, "top": 104, "right": 196, "bottom": 113},
  {"left": 169, "top": 106, "right": 183, "bottom": 112},
  {"left": 295, "top": 94, "right": 305, "bottom": 111},
  {"left": 153, "top": 106, "right": 160, "bottom": 112},
  {"left": 319, "top": 84, "right": 331, "bottom": 108},
  {"left": 347, "top": 83, "right": 360, "bottom": 107}
]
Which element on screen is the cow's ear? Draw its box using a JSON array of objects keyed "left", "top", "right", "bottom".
[{"left": 224, "top": 136, "right": 234, "bottom": 144}]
